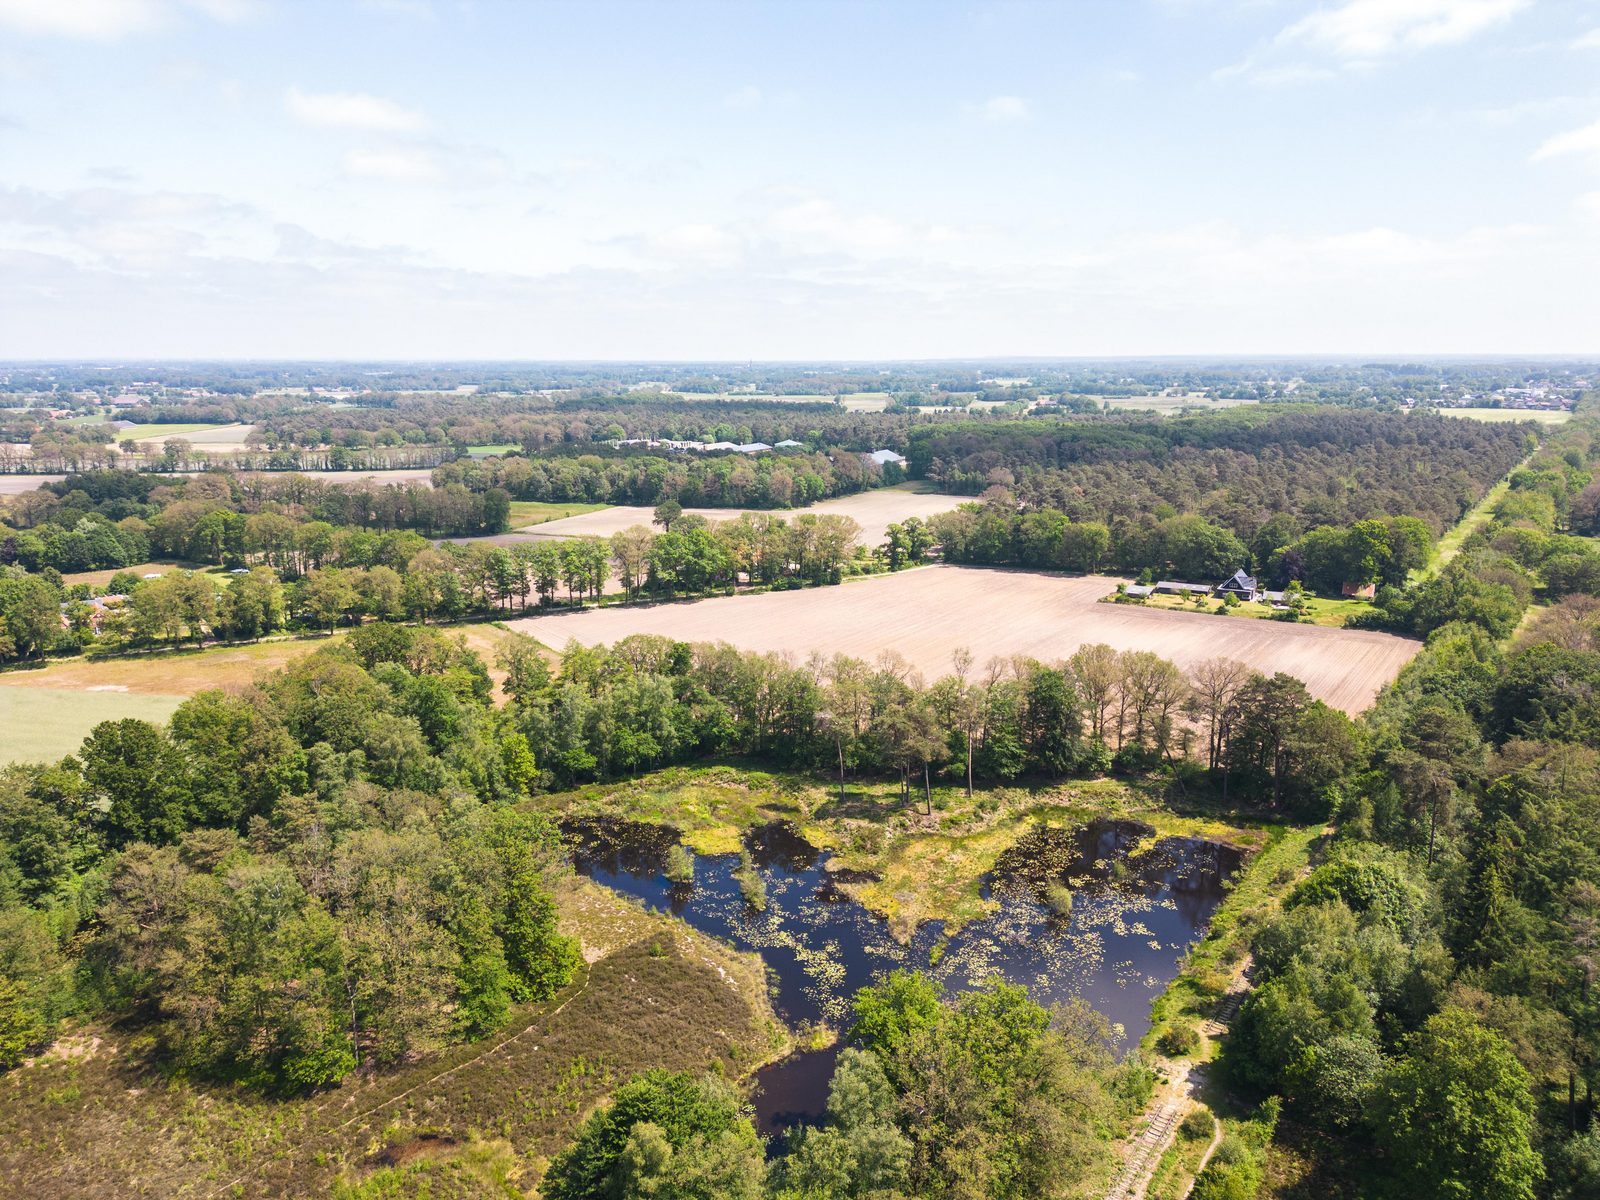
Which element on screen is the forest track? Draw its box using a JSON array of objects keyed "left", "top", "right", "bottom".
[{"left": 1104, "top": 955, "right": 1253, "bottom": 1200}]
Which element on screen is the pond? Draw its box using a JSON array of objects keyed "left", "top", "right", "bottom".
[{"left": 563, "top": 814, "right": 1244, "bottom": 1140}]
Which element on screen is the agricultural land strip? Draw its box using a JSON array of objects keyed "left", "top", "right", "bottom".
[{"left": 510, "top": 566, "right": 1420, "bottom": 715}]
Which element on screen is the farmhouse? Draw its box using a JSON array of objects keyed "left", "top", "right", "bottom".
[
  {"left": 867, "top": 449, "right": 907, "bottom": 466},
  {"left": 1342, "top": 580, "right": 1377, "bottom": 600},
  {"left": 774, "top": 439, "right": 805, "bottom": 450},
  {"left": 1216, "top": 569, "right": 1258, "bottom": 602},
  {"left": 732, "top": 442, "right": 772, "bottom": 454},
  {"left": 1155, "top": 580, "right": 1211, "bottom": 597}
]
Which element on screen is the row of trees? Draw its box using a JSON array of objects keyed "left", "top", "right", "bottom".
[{"left": 495, "top": 631, "right": 1355, "bottom": 808}]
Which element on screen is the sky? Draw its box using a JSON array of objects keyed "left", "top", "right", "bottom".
[{"left": 1, "top": 0, "right": 1599, "bottom": 360}]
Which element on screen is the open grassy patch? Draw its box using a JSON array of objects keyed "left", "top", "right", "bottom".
[
  {"left": 59, "top": 560, "right": 200, "bottom": 589},
  {"left": 0, "top": 687, "right": 186, "bottom": 764},
  {"left": 536, "top": 765, "right": 815, "bottom": 855},
  {"left": 1117, "top": 589, "right": 1371, "bottom": 630},
  {"left": 507, "top": 500, "right": 609, "bottom": 530},
  {"left": 0, "top": 636, "right": 340, "bottom": 697},
  {"left": 1437, "top": 407, "right": 1569, "bottom": 424}
]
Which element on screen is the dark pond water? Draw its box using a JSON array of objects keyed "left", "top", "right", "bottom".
[{"left": 563, "top": 815, "right": 1243, "bottom": 1140}]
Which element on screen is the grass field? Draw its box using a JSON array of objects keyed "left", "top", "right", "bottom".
[
  {"left": 1436, "top": 407, "right": 1571, "bottom": 424},
  {"left": 0, "top": 637, "right": 333, "bottom": 698},
  {"left": 0, "top": 625, "right": 517, "bottom": 696},
  {"left": 495, "top": 484, "right": 965, "bottom": 550},
  {"left": 511, "top": 565, "right": 1419, "bottom": 715},
  {"left": 0, "top": 876, "right": 783, "bottom": 1199},
  {"left": 112, "top": 422, "right": 226, "bottom": 439},
  {"left": 468, "top": 443, "right": 520, "bottom": 456},
  {"left": 0, "top": 687, "right": 186, "bottom": 764},
  {"left": 507, "top": 500, "right": 609, "bottom": 529}
]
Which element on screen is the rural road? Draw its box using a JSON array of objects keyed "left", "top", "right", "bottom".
[{"left": 1103, "top": 957, "right": 1253, "bottom": 1200}]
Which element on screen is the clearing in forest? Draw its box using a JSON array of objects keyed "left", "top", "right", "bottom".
[
  {"left": 0, "top": 687, "right": 186, "bottom": 765},
  {"left": 499, "top": 484, "right": 966, "bottom": 549},
  {"left": 509, "top": 565, "right": 1420, "bottom": 715}
]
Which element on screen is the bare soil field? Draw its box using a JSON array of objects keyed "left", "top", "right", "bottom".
[
  {"left": 486, "top": 485, "right": 966, "bottom": 549},
  {"left": 133, "top": 422, "right": 259, "bottom": 451},
  {"left": 509, "top": 565, "right": 1420, "bottom": 715},
  {"left": 240, "top": 466, "right": 440, "bottom": 485},
  {"left": 0, "top": 474, "right": 65, "bottom": 494}
]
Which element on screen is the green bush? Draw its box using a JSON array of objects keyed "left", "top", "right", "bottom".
[
  {"left": 1157, "top": 1023, "right": 1201, "bottom": 1058},
  {"left": 664, "top": 844, "right": 694, "bottom": 884}
]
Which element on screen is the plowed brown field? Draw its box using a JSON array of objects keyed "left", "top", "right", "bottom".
[{"left": 509, "top": 565, "right": 1420, "bottom": 714}]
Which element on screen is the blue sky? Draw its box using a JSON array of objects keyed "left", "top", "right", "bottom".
[{"left": 1, "top": 0, "right": 1598, "bottom": 358}]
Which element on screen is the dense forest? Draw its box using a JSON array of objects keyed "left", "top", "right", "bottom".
[{"left": 908, "top": 407, "right": 1530, "bottom": 542}]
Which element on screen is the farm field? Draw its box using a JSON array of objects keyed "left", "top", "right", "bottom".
[
  {"left": 138, "top": 422, "right": 258, "bottom": 450},
  {"left": 507, "top": 499, "right": 610, "bottom": 528},
  {"left": 0, "top": 638, "right": 334, "bottom": 701},
  {"left": 239, "top": 466, "right": 440, "bottom": 485},
  {"left": 492, "top": 484, "right": 966, "bottom": 549},
  {"left": 1436, "top": 406, "right": 1570, "bottom": 424},
  {"left": 59, "top": 559, "right": 200, "bottom": 588},
  {"left": 0, "top": 473, "right": 66, "bottom": 494},
  {"left": 110, "top": 422, "right": 224, "bottom": 439},
  {"left": 0, "top": 624, "right": 518, "bottom": 697},
  {"left": 0, "top": 687, "right": 186, "bottom": 765},
  {"left": 510, "top": 565, "right": 1420, "bottom": 715},
  {"left": 1095, "top": 394, "right": 1261, "bottom": 414}
]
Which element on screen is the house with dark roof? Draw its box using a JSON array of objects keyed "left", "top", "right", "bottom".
[{"left": 1215, "top": 569, "right": 1258, "bottom": 601}]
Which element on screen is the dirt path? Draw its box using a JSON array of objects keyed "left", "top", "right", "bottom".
[{"left": 1104, "top": 956, "right": 1253, "bottom": 1200}]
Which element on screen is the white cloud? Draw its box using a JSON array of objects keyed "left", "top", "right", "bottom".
[
  {"left": 1575, "top": 28, "right": 1600, "bottom": 50},
  {"left": 978, "top": 95, "right": 1030, "bottom": 122},
  {"left": 723, "top": 85, "right": 763, "bottom": 110},
  {"left": 285, "top": 86, "right": 427, "bottom": 133},
  {"left": 0, "top": 0, "right": 163, "bottom": 37},
  {"left": 342, "top": 147, "right": 441, "bottom": 183},
  {"left": 1531, "top": 117, "right": 1600, "bottom": 162},
  {"left": 1279, "top": 0, "right": 1529, "bottom": 60},
  {"left": 0, "top": 0, "right": 248, "bottom": 38},
  {"left": 1220, "top": 0, "right": 1529, "bottom": 84}
]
